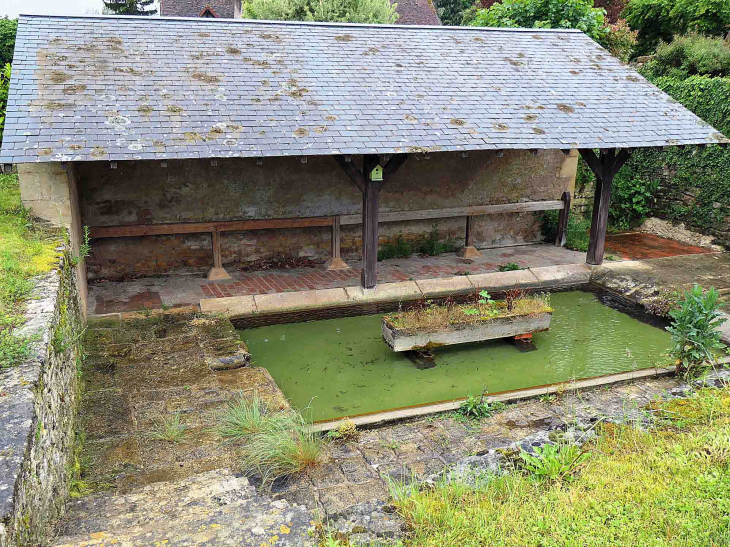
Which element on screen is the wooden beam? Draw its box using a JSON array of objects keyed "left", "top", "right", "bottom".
[
  {"left": 324, "top": 216, "right": 349, "bottom": 270},
  {"left": 340, "top": 200, "right": 564, "bottom": 225},
  {"left": 555, "top": 191, "right": 571, "bottom": 247},
  {"left": 361, "top": 180, "right": 379, "bottom": 289},
  {"left": 382, "top": 153, "right": 410, "bottom": 182},
  {"left": 613, "top": 148, "right": 633, "bottom": 173},
  {"left": 583, "top": 149, "right": 624, "bottom": 265},
  {"left": 89, "top": 217, "right": 334, "bottom": 238}
]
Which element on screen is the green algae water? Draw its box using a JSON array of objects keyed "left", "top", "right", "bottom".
[{"left": 241, "top": 291, "right": 671, "bottom": 421}]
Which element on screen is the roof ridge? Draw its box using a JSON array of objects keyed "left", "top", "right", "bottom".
[{"left": 17, "top": 13, "right": 583, "bottom": 33}]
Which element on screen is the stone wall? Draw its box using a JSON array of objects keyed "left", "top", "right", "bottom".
[
  {"left": 19, "top": 150, "right": 577, "bottom": 280},
  {"left": 0, "top": 252, "right": 84, "bottom": 547}
]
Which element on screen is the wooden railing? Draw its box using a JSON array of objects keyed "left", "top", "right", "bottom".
[{"left": 88, "top": 193, "right": 571, "bottom": 279}]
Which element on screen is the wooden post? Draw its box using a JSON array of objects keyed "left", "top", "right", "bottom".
[
  {"left": 555, "top": 191, "right": 571, "bottom": 247},
  {"left": 324, "top": 216, "right": 349, "bottom": 270},
  {"left": 207, "top": 229, "right": 232, "bottom": 281},
  {"left": 579, "top": 149, "right": 632, "bottom": 265},
  {"left": 457, "top": 215, "right": 482, "bottom": 258},
  {"left": 333, "top": 153, "right": 409, "bottom": 289}
]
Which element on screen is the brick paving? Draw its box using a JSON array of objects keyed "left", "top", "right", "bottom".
[{"left": 89, "top": 234, "right": 716, "bottom": 315}]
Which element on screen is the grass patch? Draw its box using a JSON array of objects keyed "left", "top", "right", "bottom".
[
  {"left": 150, "top": 413, "right": 187, "bottom": 443},
  {"left": 391, "top": 386, "right": 730, "bottom": 546},
  {"left": 540, "top": 210, "right": 591, "bottom": 252},
  {"left": 384, "top": 292, "right": 552, "bottom": 334},
  {"left": 217, "top": 394, "right": 324, "bottom": 486},
  {"left": 0, "top": 174, "right": 61, "bottom": 368}
]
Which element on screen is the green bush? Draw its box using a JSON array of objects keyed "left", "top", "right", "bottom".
[
  {"left": 624, "top": 0, "right": 730, "bottom": 56},
  {"left": 0, "top": 63, "right": 10, "bottom": 145},
  {"left": 433, "top": 0, "right": 473, "bottom": 26},
  {"left": 416, "top": 224, "right": 459, "bottom": 257},
  {"left": 378, "top": 236, "right": 412, "bottom": 261},
  {"left": 667, "top": 284, "right": 726, "bottom": 379},
  {"left": 469, "top": 0, "right": 609, "bottom": 43},
  {"left": 644, "top": 34, "right": 730, "bottom": 79},
  {"left": 603, "top": 19, "right": 639, "bottom": 63},
  {"left": 520, "top": 442, "right": 590, "bottom": 482},
  {"left": 540, "top": 210, "right": 591, "bottom": 252},
  {"left": 608, "top": 175, "right": 659, "bottom": 230},
  {"left": 0, "top": 18, "right": 16, "bottom": 67}
]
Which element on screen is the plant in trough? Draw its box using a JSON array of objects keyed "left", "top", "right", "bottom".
[
  {"left": 520, "top": 442, "right": 590, "bottom": 482},
  {"left": 666, "top": 284, "right": 726, "bottom": 379}
]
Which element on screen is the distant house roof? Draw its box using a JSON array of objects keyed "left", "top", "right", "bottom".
[
  {"left": 159, "top": 0, "right": 440, "bottom": 25},
  {"left": 160, "top": 0, "right": 235, "bottom": 19},
  {"left": 392, "top": 0, "right": 440, "bottom": 25},
  {"left": 1, "top": 15, "right": 727, "bottom": 164}
]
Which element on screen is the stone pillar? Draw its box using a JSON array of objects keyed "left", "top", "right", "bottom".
[{"left": 17, "top": 163, "right": 88, "bottom": 317}]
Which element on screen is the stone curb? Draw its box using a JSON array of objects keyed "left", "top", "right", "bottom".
[{"left": 193, "top": 268, "right": 591, "bottom": 320}]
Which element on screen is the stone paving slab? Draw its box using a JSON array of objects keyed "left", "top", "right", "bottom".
[{"left": 530, "top": 263, "right": 591, "bottom": 287}]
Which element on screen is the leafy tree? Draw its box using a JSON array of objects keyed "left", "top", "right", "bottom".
[
  {"left": 0, "top": 18, "right": 17, "bottom": 67},
  {"left": 643, "top": 34, "right": 730, "bottom": 79},
  {"left": 624, "top": 0, "right": 730, "bottom": 56},
  {"left": 0, "top": 63, "right": 10, "bottom": 146},
  {"left": 468, "top": 0, "right": 609, "bottom": 44},
  {"left": 433, "top": 0, "right": 473, "bottom": 26},
  {"left": 102, "top": 0, "right": 158, "bottom": 16},
  {"left": 242, "top": 0, "right": 398, "bottom": 23}
]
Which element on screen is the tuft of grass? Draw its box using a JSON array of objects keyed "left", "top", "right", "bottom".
[
  {"left": 0, "top": 174, "right": 61, "bottom": 368},
  {"left": 150, "top": 413, "right": 187, "bottom": 443},
  {"left": 391, "top": 387, "right": 730, "bottom": 546},
  {"left": 217, "top": 395, "right": 325, "bottom": 486},
  {"left": 497, "top": 262, "right": 521, "bottom": 271},
  {"left": 217, "top": 393, "right": 292, "bottom": 440}
]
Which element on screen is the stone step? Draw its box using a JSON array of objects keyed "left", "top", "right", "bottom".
[{"left": 52, "top": 470, "right": 317, "bottom": 546}]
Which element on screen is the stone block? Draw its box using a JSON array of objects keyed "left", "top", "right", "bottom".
[
  {"left": 530, "top": 264, "right": 591, "bottom": 287},
  {"left": 200, "top": 295, "right": 257, "bottom": 317},
  {"left": 344, "top": 281, "right": 422, "bottom": 303},
  {"left": 467, "top": 269, "right": 539, "bottom": 291},
  {"left": 416, "top": 276, "right": 473, "bottom": 298},
  {"left": 254, "top": 287, "right": 348, "bottom": 313}
]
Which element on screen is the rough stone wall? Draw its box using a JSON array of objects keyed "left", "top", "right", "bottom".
[
  {"left": 74, "top": 149, "right": 576, "bottom": 279},
  {"left": 0, "top": 252, "right": 84, "bottom": 547}
]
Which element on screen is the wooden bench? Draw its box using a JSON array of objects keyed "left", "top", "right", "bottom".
[{"left": 88, "top": 192, "right": 571, "bottom": 280}]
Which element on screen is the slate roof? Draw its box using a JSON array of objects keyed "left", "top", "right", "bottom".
[{"left": 2, "top": 15, "right": 728, "bottom": 164}]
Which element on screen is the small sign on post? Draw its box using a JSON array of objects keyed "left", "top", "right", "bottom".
[{"left": 369, "top": 164, "right": 384, "bottom": 182}]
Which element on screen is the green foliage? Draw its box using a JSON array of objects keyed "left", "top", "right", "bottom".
[
  {"left": 378, "top": 236, "right": 412, "bottom": 260},
  {"left": 392, "top": 387, "right": 730, "bottom": 546},
  {"left": 417, "top": 224, "right": 459, "bottom": 256},
  {"left": 242, "top": 0, "right": 398, "bottom": 23},
  {"left": 644, "top": 34, "right": 730, "bottom": 79},
  {"left": 433, "top": 0, "right": 473, "bottom": 25},
  {"left": 666, "top": 284, "right": 726, "bottom": 379},
  {"left": 217, "top": 393, "right": 293, "bottom": 440},
  {"left": 624, "top": 0, "right": 730, "bottom": 56},
  {"left": 602, "top": 19, "right": 638, "bottom": 63},
  {"left": 469, "top": 0, "right": 609, "bottom": 44},
  {"left": 1, "top": 63, "right": 10, "bottom": 145},
  {"left": 102, "top": 0, "right": 158, "bottom": 15},
  {"left": 69, "top": 226, "right": 92, "bottom": 267},
  {"left": 520, "top": 442, "right": 590, "bottom": 482},
  {"left": 498, "top": 262, "right": 521, "bottom": 271},
  {"left": 609, "top": 175, "right": 659, "bottom": 230},
  {"left": 457, "top": 393, "right": 504, "bottom": 419},
  {"left": 540, "top": 210, "right": 591, "bottom": 252},
  {"left": 0, "top": 18, "right": 16, "bottom": 67}
]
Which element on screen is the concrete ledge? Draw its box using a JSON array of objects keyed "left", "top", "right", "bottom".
[
  {"left": 200, "top": 295, "right": 257, "bottom": 316},
  {"left": 530, "top": 264, "right": 591, "bottom": 287},
  {"left": 254, "top": 288, "right": 348, "bottom": 313},
  {"left": 344, "top": 281, "right": 422, "bottom": 303},
  {"left": 311, "top": 365, "right": 677, "bottom": 432},
  {"left": 466, "top": 269, "right": 539, "bottom": 291},
  {"left": 415, "top": 275, "right": 473, "bottom": 297}
]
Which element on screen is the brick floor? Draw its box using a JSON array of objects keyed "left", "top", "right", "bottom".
[{"left": 89, "top": 235, "right": 716, "bottom": 315}]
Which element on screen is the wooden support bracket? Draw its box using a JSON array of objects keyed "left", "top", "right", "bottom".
[
  {"left": 324, "top": 216, "right": 349, "bottom": 270},
  {"left": 458, "top": 215, "right": 482, "bottom": 258},
  {"left": 207, "top": 230, "right": 232, "bottom": 281}
]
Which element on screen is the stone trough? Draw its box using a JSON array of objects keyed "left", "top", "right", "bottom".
[{"left": 382, "top": 312, "right": 552, "bottom": 352}]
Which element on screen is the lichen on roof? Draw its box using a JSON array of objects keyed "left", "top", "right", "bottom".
[{"left": 1, "top": 14, "right": 728, "bottom": 165}]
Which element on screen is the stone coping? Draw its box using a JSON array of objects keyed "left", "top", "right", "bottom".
[
  {"left": 310, "top": 365, "right": 677, "bottom": 432},
  {"left": 192, "top": 264, "right": 591, "bottom": 320}
]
